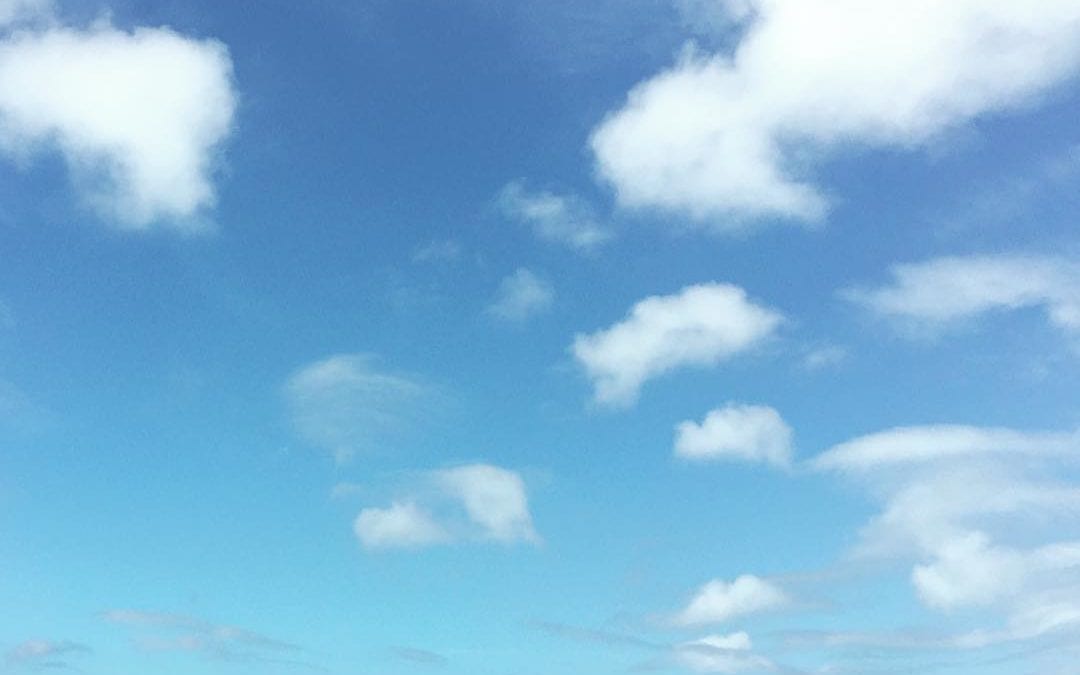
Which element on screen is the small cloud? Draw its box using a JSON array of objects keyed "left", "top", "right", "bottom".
[
  {"left": 844, "top": 254, "right": 1080, "bottom": 338},
  {"left": 674, "top": 403, "right": 793, "bottom": 468},
  {"left": 497, "top": 180, "right": 612, "bottom": 251},
  {"left": 412, "top": 239, "right": 462, "bottom": 264},
  {"left": 673, "top": 632, "right": 775, "bottom": 674},
  {"left": 674, "top": 575, "right": 789, "bottom": 626},
  {"left": 389, "top": 646, "right": 448, "bottom": 667},
  {"left": 353, "top": 463, "right": 540, "bottom": 551},
  {"left": 283, "top": 354, "right": 435, "bottom": 463},
  {"left": 5, "top": 639, "right": 90, "bottom": 671},
  {"left": 571, "top": 283, "right": 782, "bottom": 407},
  {"left": 800, "top": 345, "right": 846, "bottom": 371},
  {"left": 486, "top": 268, "right": 554, "bottom": 322}
]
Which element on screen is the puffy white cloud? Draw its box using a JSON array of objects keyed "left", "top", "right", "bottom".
[
  {"left": 572, "top": 283, "right": 782, "bottom": 407},
  {"left": 354, "top": 463, "right": 539, "bottom": 550},
  {"left": 354, "top": 501, "right": 450, "bottom": 549},
  {"left": 497, "top": 180, "right": 612, "bottom": 251},
  {"left": 284, "top": 354, "right": 432, "bottom": 463},
  {"left": 436, "top": 463, "right": 539, "bottom": 544},
  {"left": 674, "top": 632, "right": 774, "bottom": 673},
  {"left": 911, "top": 531, "right": 1028, "bottom": 611},
  {"left": 487, "top": 268, "right": 554, "bottom": 322},
  {"left": 845, "top": 254, "right": 1080, "bottom": 334},
  {"left": 0, "top": 20, "right": 236, "bottom": 229},
  {"left": 675, "top": 575, "right": 789, "bottom": 626},
  {"left": 675, "top": 403, "right": 793, "bottom": 467},
  {"left": 812, "top": 424, "right": 1077, "bottom": 473},
  {"left": 591, "top": 0, "right": 1080, "bottom": 226}
]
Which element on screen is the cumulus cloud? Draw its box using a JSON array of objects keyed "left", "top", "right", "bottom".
[
  {"left": 354, "top": 501, "right": 450, "bottom": 549},
  {"left": 497, "top": 180, "right": 612, "bottom": 251},
  {"left": 675, "top": 575, "right": 789, "bottom": 626},
  {"left": 845, "top": 254, "right": 1080, "bottom": 335},
  {"left": 572, "top": 283, "right": 782, "bottom": 407},
  {"left": 486, "top": 268, "right": 554, "bottom": 322},
  {"left": 591, "top": 1, "right": 1080, "bottom": 227},
  {"left": 675, "top": 403, "right": 793, "bottom": 467},
  {"left": 0, "top": 18, "right": 236, "bottom": 229},
  {"left": 814, "top": 424, "right": 1080, "bottom": 645},
  {"left": 354, "top": 463, "right": 539, "bottom": 550},
  {"left": 5, "top": 639, "right": 89, "bottom": 671},
  {"left": 284, "top": 354, "right": 433, "bottom": 463}
]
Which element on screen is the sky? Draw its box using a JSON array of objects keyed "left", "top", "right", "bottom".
[{"left": 1, "top": 0, "right": 1080, "bottom": 673}]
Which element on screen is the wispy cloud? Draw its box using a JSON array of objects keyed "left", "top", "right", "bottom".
[
  {"left": 284, "top": 354, "right": 436, "bottom": 463},
  {"left": 497, "top": 180, "right": 612, "bottom": 251},
  {"left": 389, "top": 646, "right": 448, "bottom": 667},
  {"left": 5, "top": 639, "right": 89, "bottom": 671},
  {"left": 486, "top": 268, "right": 554, "bottom": 322},
  {"left": 572, "top": 283, "right": 782, "bottom": 407}
]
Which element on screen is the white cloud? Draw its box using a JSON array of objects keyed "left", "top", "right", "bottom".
[
  {"left": 284, "top": 354, "right": 432, "bottom": 463},
  {"left": 486, "top": 268, "right": 554, "bottom": 322},
  {"left": 812, "top": 424, "right": 1077, "bottom": 473},
  {"left": 572, "top": 283, "right": 782, "bottom": 407},
  {"left": 354, "top": 501, "right": 450, "bottom": 549},
  {"left": 675, "top": 403, "right": 793, "bottom": 467},
  {"left": 497, "top": 180, "right": 612, "bottom": 251},
  {"left": 353, "top": 463, "right": 539, "bottom": 550},
  {"left": 0, "top": 20, "right": 236, "bottom": 229},
  {"left": 675, "top": 575, "right": 789, "bottom": 626},
  {"left": 845, "top": 254, "right": 1080, "bottom": 335},
  {"left": 591, "top": 1, "right": 1080, "bottom": 226},
  {"left": 436, "top": 463, "right": 539, "bottom": 544},
  {"left": 815, "top": 424, "right": 1080, "bottom": 645},
  {"left": 674, "top": 632, "right": 775, "bottom": 673}
]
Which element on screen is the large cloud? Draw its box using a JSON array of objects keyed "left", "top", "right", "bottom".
[
  {"left": 0, "top": 19, "right": 236, "bottom": 229},
  {"left": 572, "top": 283, "right": 782, "bottom": 407},
  {"left": 591, "top": 0, "right": 1080, "bottom": 227}
]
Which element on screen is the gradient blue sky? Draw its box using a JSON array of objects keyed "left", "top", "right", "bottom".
[{"left": 2, "top": 1, "right": 1080, "bottom": 674}]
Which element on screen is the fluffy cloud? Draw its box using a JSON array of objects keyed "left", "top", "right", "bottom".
[
  {"left": 675, "top": 403, "right": 793, "bottom": 467},
  {"left": 354, "top": 501, "right": 450, "bottom": 549},
  {"left": 284, "top": 354, "right": 433, "bottom": 463},
  {"left": 591, "top": 1, "right": 1080, "bottom": 226},
  {"left": 675, "top": 575, "right": 789, "bottom": 626},
  {"left": 572, "top": 283, "right": 782, "bottom": 407},
  {"left": 354, "top": 463, "right": 539, "bottom": 550},
  {"left": 486, "top": 268, "right": 554, "bottom": 322},
  {"left": 845, "top": 254, "right": 1080, "bottom": 335},
  {"left": 497, "top": 180, "right": 612, "bottom": 251},
  {"left": 0, "top": 19, "right": 236, "bottom": 229}
]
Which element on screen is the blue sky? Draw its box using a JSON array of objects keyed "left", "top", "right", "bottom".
[{"left": 1, "top": 0, "right": 1080, "bottom": 673}]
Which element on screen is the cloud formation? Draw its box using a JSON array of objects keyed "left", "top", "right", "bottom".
[
  {"left": 497, "top": 180, "right": 612, "bottom": 251},
  {"left": 284, "top": 354, "right": 433, "bottom": 462},
  {"left": 486, "top": 268, "right": 554, "bottom": 322},
  {"left": 5, "top": 639, "right": 89, "bottom": 671},
  {"left": 675, "top": 575, "right": 789, "bottom": 626},
  {"left": 674, "top": 633, "right": 774, "bottom": 673},
  {"left": 845, "top": 254, "right": 1080, "bottom": 336},
  {"left": 675, "top": 403, "right": 793, "bottom": 467},
  {"left": 354, "top": 463, "right": 539, "bottom": 550},
  {"left": 591, "top": 1, "right": 1080, "bottom": 227},
  {"left": 572, "top": 283, "right": 782, "bottom": 407},
  {"left": 0, "top": 18, "right": 236, "bottom": 229}
]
